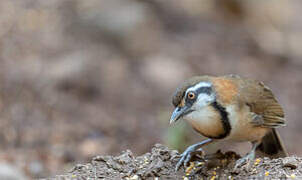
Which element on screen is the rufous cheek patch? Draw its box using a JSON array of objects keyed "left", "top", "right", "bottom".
[{"left": 213, "top": 78, "right": 238, "bottom": 105}]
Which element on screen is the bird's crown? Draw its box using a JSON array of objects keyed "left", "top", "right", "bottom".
[{"left": 172, "top": 75, "right": 241, "bottom": 107}]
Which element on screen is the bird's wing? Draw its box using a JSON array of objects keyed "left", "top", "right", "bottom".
[{"left": 236, "top": 77, "right": 285, "bottom": 128}]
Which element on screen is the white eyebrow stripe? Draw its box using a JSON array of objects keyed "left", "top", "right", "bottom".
[{"left": 186, "top": 82, "right": 212, "bottom": 93}]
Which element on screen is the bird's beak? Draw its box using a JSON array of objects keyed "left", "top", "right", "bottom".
[{"left": 170, "top": 106, "right": 190, "bottom": 124}]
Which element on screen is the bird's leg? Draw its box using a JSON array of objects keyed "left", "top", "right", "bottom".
[
  {"left": 234, "top": 141, "right": 260, "bottom": 169},
  {"left": 175, "top": 139, "right": 213, "bottom": 171}
]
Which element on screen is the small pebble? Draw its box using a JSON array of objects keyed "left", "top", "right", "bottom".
[
  {"left": 196, "top": 162, "right": 204, "bottom": 166},
  {"left": 128, "top": 175, "right": 139, "bottom": 180},
  {"left": 283, "top": 159, "right": 298, "bottom": 169}
]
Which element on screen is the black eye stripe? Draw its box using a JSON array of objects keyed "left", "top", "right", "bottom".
[
  {"left": 184, "top": 86, "right": 212, "bottom": 107},
  {"left": 195, "top": 86, "right": 212, "bottom": 95}
]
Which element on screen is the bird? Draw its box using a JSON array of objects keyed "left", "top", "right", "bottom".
[{"left": 169, "top": 75, "right": 287, "bottom": 171}]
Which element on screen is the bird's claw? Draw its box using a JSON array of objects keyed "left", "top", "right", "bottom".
[
  {"left": 175, "top": 147, "right": 204, "bottom": 171},
  {"left": 234, "top": 153, "right": 254, "bottom": 170},
  {"left": 171, "top": 153, "right": 181, "bottom": 160}
]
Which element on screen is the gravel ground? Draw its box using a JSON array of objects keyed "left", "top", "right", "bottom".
[{"left": 47, "top": 144, "right": 302, "bottom": 179}]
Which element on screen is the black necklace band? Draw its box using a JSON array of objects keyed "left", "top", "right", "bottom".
[{"left": 211, "top": 101, "right": 231, "bottom": 139}]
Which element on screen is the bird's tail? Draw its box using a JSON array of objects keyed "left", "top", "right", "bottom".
[{"left": 256, "top": 129, "right": 288, "bottom": 158}]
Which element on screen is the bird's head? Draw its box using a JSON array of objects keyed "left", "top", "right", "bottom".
[{"left": 170, "top": 76, "right": 216, "bottom": 124}]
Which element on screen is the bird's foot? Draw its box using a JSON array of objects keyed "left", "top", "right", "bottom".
[
  {"left": 175, "top": 146, "right": 205, "bottom": 171},
  {"left": 234, "top": 152, "right": 255, "bottom": 170}
]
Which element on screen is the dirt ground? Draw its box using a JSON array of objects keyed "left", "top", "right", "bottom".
[
  {"left": 48, "top": 144, "right": 302, "bottom": 179},
  {"left": 2, "top": 1, "right": 302, "bottom": 179}
]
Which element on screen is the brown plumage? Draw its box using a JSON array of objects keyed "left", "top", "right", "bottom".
[
  {"left": 172, "top": 75, "right": 285, "bottom": 129},
  {"left": 170, "top": 75, "right": 287, "bottom": 170}
]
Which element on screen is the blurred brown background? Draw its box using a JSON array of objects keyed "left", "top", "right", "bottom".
[{"left": 0, "top": 0, "right": 302, "bottom": 178}]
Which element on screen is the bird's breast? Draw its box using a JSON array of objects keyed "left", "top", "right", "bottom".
[
  {"left": 183, "top": 106, "right": 225, "bottom": 138},
  {"left": 225, "top": 104, "right": 269, "bottom": 142}
]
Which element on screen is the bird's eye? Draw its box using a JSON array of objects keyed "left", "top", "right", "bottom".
[{"left": 187, "top": 92, "right": 196, "bottom": 100}]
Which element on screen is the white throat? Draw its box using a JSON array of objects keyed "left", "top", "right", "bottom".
[{"left": 184, "top": 106, "right": 217, "bottom": 125}]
